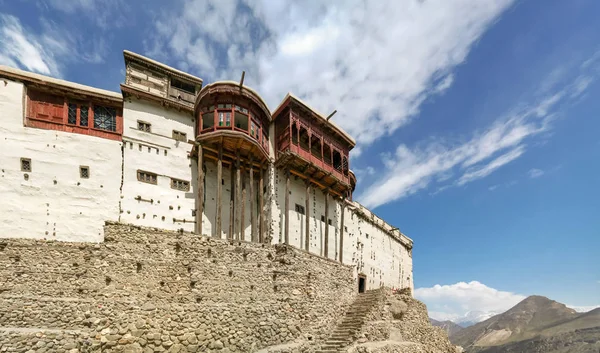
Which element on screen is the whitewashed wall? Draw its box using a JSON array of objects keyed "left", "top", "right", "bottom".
[
  {"left": 120, "top": 98, "right": 196, "bottom": 232},
  {"left": 0, "top": 80, "right": 121, "bottom": 242}
]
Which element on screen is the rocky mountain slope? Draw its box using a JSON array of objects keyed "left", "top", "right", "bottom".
[
  {"left": 431, "top": 318, "right": 465, "bottom": 336},
  {"left": 450, "top": 296, "right": 600, "bottom": 353}
]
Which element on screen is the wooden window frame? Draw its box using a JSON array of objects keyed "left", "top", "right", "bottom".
[
  {"left": 137, "top": 120, "right": 152, "bottom": 133},
  {"left": 170, "top": 178, "right": 190, "bottom": 191},
  {"left": 80, "top": 165, "right": 90, "bottom": 179},
  {"left": 172, "top": 130, "right": 187, "bottom": 142},
  {"left": 20, "top": 158, "right": 31, "bottom": 172},
  {"left": 26, "top": 89, "right": 123, "bottom": 141},
  {"left": 137, "top": 170, "right": 157, "bottom": 185}
]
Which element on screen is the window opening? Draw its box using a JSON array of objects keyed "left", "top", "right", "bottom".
[
  {"left": 291, "top": 123, "right": 299, "bottom": 144},
  {"left": 202, "top": 112, "right": 215, "bottom": 130},
  {"left": 323, "top": 144, "right": 332, "bottom": 165},
  {"left": 68, "top": 103, "right": 77, "bottom": 125},
  {"left": 310, "top": 135, "right": 322, "bottom": 160},
  {"left": 295, "top": 204, "right": 305, "bottom": 215},
  {"left": 21, "top": 158, "right": 31, "bottom": 172},
  {"left": 235, "top": 110, "right": 248, "bottom": 131},
  {"left": 333, "top": 150, "right": 342, "bottom": 172},
  {"left": 80, "top": 166, "right": 90, "bottom": 179},
  {"left": 138, "top": 121, "right": 151, "bottom": 132},
  {"left": 171, "top": 178, "right": 190, "bottom": 191},
  {"left": 171, "top": 79, "right": 195, "bottom": 94},
  {"left": 94, "top": 106, "right": 117, "bottom": 132},
  {"left": 172, "top": 130, "right": 187, "bottom": 142},
  {"left": 137, "top": 170, "right": 157, "bottom": 184},
  {"left": 299, "top": 127, "right": 309, "bottom": 150},
  {"left": 80, "top": 106, "right": 88, "bottom": 127},
  {"left": 218, "top": 111, "right": 231, "bottom": 127}
]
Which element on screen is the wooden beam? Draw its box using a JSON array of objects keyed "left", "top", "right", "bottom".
[
  {"left": 288, "top": 169, "right": 343, "bottom": 198},
  {"left": 241, "top": 163, "right": 246, "bottom": 242},
  {"left": 339, "top": 198, "right": 345, "bottom": 263},
  {"left": 201, "top": 145, "right": 264, "bottom": 169},
  {"left": 305, "top": 181, "right": 310, "bottom": 251},
  {"left": 229, "top": 163, "right": 235, "bottom": 240},
  {"left": 324, "top": 190, "right": 329, "bottom": 259},
  {"left": 325, "top": 110, "right": 337, "bottom": 121},
  {"left": 285, "top": 168, "right": 290, "bottom": 245},
  {"left": 235, "top": 151, "right": 242, "bottom": 240},
  {"left": 250, "top": 156, "right": 256, "bottom": 242},
  {"left": 239, "top": 71, "right": 246, "bottom": 88},
  {"left": 216, "top": 144, "right": 223, "bottom": 238},
  {"left": 259, "top": 164, "right": 264, "bottom": 243},
  {"left": 196, "top": 144, "right": 204, "bottom": 235}
]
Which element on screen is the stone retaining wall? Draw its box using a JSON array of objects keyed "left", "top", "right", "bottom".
[{"left": 0, "top": 222, "right": 356, "bottom": 352}]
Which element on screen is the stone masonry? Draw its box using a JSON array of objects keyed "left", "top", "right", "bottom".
[{"left": 0, "top": 222, "right": 357, "bottom": 352}]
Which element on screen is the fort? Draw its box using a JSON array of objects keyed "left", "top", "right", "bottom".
[{"left": 0, "top": 51, "right": 456, "bottom": 353}]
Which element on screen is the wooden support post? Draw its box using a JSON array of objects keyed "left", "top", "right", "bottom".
[
  {"left": 250, "top": 156, "right": 256, "bottom": 242},
  {"left": 197, "top": 144, "right": 204, "bottom": 235},
  {"left": 241, "top": 164, "right": 246, "bottom": 242},
  {"left": 305, "top": 181, "right": 310, "bottom": 251},
  {"left": 215, "top": 144, "right": 222, "bottom": 238},
  {"left": 285, "top": 168, "right": 290, "bottom": 245},
  {"left": 340, "top": 197, "right": 345, "bottom": 263},
  {"left": 259, "top": 165, "right": 264, "bottom": 243},
  {"left": 235, "top": 151, "right": 241, "bottom": 240},
  {"left": 324, "top": 190, "right": 329, "bottom": 258},
  {"left": 229, "top": 163, "right": 235, "bottom": 240}
]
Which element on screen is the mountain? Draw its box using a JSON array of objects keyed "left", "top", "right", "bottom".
[
  {"left": 450, "top": 296, "right": 600, "bottom": 353},
  {"left": 453, "top": 310, "right": 502, "bottom": 327},
  {"left": 430, "top": 318, "right": 464, "bottom": 336}
]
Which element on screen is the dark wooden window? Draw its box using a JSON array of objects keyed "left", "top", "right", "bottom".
[
  {"left": 172, "top": 130, "right": 187, "bottom": 142},
  {"left": 94, "top": 106, "right": 117, "bottom": 132},
  {"left": 80, "top": 166, "right": 90, "bottom": 179},
  {"left": 171, "top": 79, "right": 195, "bottom": 94},
  {"left": 138, "top": 121, "right": 151, "bottom": 132},
  {"left": 68, "top": 103, "right": 77, "bottom": 124},
  {"left": 20, "top": 158, "right": 31, "bottom": 172},
  {"left": 80, "top": 106, "right": 89, "bottom": 126},
  {"left": 295, "top": 204, "right": 305, "bottom": 215},
  {"left": 171, "top": 178, "right": 190, "bottom": 191},
  {"left": 137, "top": 170, "right": 157, "bottom": 184}
]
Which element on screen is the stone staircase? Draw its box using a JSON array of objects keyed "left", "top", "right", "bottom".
[{"left": 317, "top": 289, "right": 382, "bottom": 353}]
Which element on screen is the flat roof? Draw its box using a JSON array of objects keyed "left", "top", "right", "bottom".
[
  {"left": 273, "top": 93, "right": 356, "bottom": 147},
  {"left": 123, "top": 50, "right": 203, "bottom": 84},
  {"left": 0, "top": 65, "right": 122, "bottom": 101}
]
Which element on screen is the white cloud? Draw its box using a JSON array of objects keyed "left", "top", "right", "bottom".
[
  {"left": 528, "top": 168, "right": 545, "bottom": 179},
  {"left": 357, "top": 61, "right": 598, "bottom": 208},
  {"left": 0, "top": 14, "right": 108, "bottom": 77},
  {"left": 0, "top": 14, "right": 59, "bottom": 75},
  {"left": 415, "top": 281, "right": 526, "bottom": 323},
  {"left": 567, "top": 305, "right": 600, "bottom": 313},
  {"left": 147, "top": 0, "right": 515, "bottom": 146}
]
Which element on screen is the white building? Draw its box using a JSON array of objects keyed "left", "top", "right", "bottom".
[{"left": 0, "top": 50, "right": 413, "bottom": 293}]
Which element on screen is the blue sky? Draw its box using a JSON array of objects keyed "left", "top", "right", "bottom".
[{"left": 1, "top": 0, "right": 598, "bottom": 322}]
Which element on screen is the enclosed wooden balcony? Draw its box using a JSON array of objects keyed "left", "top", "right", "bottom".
[{"left": 195, "top": 81, "right": 272, "bottom": 164}]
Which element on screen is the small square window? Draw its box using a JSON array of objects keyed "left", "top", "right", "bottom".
[
  {"left": 172, "top": 130, "right": 187, "bottom": 142},
  {"left": 20, "top": 158, "right": 31, "bottom": 172},
  {"left": 138, "top": 121, "right": 151, "bottom": 132},
  {"left": 80, "top": 166, "right": 90, "bottom": 179},
  {"left": 321, "top": 215, "right": 325, "bottom": 222},
  {"left": 295, "top": 204, "right": 305, "bottom": 215},
  {"left": 328, "top": 219, "right": 332, "bottom": 225},
  {"left": 171, "top": 178, "right": 190, "bottom": 191},
  {"left": 137, "top": 170, "right": 157, "bottom": 185}
]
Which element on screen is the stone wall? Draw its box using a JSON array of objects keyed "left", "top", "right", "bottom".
[{"left": 0, "top": 222, "right": 356, "bottom": 352}]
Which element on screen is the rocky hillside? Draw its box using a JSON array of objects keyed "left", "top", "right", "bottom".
[
  {"left": 450, "top": 296, "right": 600, "bottom": 353},
  {"left": 431, "top": 318, "right": 464, "bottom": 336}
]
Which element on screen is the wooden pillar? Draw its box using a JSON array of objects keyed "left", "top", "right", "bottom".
[
  {"left": 305, "top": 181, "right": 310, "bottom": 251},
  {"left": 285, "top": 168, "right": 290, "bottom": 245},
  {"left": 196, "top": 144, "right": 204, "bottom": 235},
  {"left": 339, "top": 197, "right": 345, "bottom": 263},
  {"left": 250, "top": 156, "right": 256, "bottom": 242},
  {"left": 235, "top": 151, "right": 241, "bottom": 240},
  {"left": 215, "top": 145, "right": 222, "bottom": 238},
  {"left": 241, "top": 164, "right": 246, "bottom": 242},
  {"left": 324, "top": 190, "right": 329, "bottom": 258},
  {"left": 259, "top": 165, "right": 264, "bottom": 243},
  {"left": 229, "top": 163, "right": 235, "bottom": 240}
]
